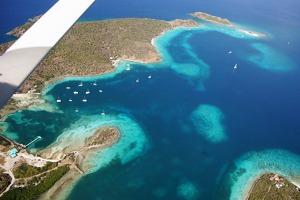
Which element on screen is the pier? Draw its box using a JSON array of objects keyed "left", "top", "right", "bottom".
[
  {"left": 24, "top": 136, "right": 42, "bottom": 148},
  {"left": 0, "top": 133, "right": 42, "bottom": 149}
]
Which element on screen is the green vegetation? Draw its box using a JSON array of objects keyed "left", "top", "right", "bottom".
[
  {"left": 86, "top": 127, "right": 120, "bottom": 146},
  {"left": 0, "top": 165, "right": 69, "bottom": 200},
  {"left": 0, "top": 170, "right": 11, "bottom": 194},
  {"left": 0, "top": 17, "right": 198, "bottom": 92},
  {"left": 6, "top": 15, "right": 42, "bottom": 37},
  {"left": 0, "top": 41, "right": 13, "bottom": 56},
  {"left": 0, "top": 136, "right": 10, "bottom": 147},
  {"left": 13, "top": 162, "right": 57, "bottom": 178},
  {"left": 248, "top": 173, "right": 300, "bottom": 200},
  {"left": 190, "top": 12, "right": 232, "bottom": 26},
  {"left": 20, "top": 18, "right": 174, "bottom": 92}
]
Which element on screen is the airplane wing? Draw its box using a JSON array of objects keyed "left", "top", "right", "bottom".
[{"left": 0, "top": 0, "right": 95, "bottom": 108}]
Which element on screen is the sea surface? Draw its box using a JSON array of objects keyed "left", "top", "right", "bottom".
[{"left": 1, "top": 0, "right": 300, "bottom": 199}]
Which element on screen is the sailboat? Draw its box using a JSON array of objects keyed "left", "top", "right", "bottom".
[
  {"left": 69, "top": 97, "right": 72, "bottom": 102},
  {"left": 93, "top": 81, "right": 97, "bottom": 86},
  {"left": 73, "top": 91, "right": 79, "bottom": 95},
  {"left": 99, "top": 89, "right": 103, "bottom": 93},
  {"left": 234, "top": 64, "right": 238, "bottom": 69},
  {"left": 101, "top": 110, "right": 105, "bottom": 116},
  {"left": 126, "top": 64, "right": 131, "bottom": 71},
  {"left": 56, "top": 97, "right": 61, "bottom": 103},
  {"left": 136, "top": 79, "right": 139, "bottom": 83},
  {"left": 66, "top": 86, "right": 71, "bottom": 89},
  {"left": 86, "top": 89, "right": 90, "bottom": 94},
  {"left": 78, "top": 81, "right": 83, "bottom": 86},
  {"left": 82, "top": 96, "right": 87, "bottom": 102},
  {"left": 148, "top": 74, "right": 152, "bottom": 79}
]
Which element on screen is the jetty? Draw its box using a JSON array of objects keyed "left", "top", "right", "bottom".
[
  {"left": 0, "top": 133, "right": 42, "bottom": 149},
  {"left": 24, "top": 136, "right": 42, "bottom": 148}
]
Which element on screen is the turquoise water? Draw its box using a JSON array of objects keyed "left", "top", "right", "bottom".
[
  {"left": 2, "top": 0, "right": 300, "bottom": 199},
  {"left": 4, "top": 24, "right": 300, "bottom": 199}
]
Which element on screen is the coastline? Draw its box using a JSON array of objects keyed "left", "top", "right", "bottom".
[
  {"left": 244, "top": 173, "right": 264, "bottom": 200},
  {"left": 0, "top": 126, "right": 120, "bottom": 198},
  {"left": 0, "top": 12, "right": 270, "bottom": 199},
  {"left": 246, "top": 173, "right": 300, "bottom": 200},
  {"left": 37, "top": 137, "right": 121, "bottom": 200},
  {"left": 37, "top": 169, "right": 81, "bottom": 200},
  {"left": 227, "top": 149, "right": 300, "bottom": 200},
  {"left": 0, "top": 13, "right": 267, "bottom": 110}
]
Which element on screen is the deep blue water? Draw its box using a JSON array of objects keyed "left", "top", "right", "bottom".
[{"left": 1, "top": 0, "right": 300, "bottom": 199}]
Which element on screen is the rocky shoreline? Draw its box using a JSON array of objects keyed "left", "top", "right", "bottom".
[
  {"left": 0, "top": 12, "right": 272, "bottom": 199},
  {"left": 246, "top": 173, "right": 300, "bottom": 199},
  {"left": 0, "top": 126, "right": 120, "bottom": 198},
  {"left": 1, "top": 17, "right": 199, "bottom": 95},
  {"left": 190, "top": 12, "right": 232, "bottom": 26}
]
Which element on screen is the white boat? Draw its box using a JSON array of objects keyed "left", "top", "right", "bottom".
[
  {"left": 126, "top": 67, "right": 131, "bottom": 71},
  {"left": 69, "top": 97, "right": 72, "bottom": 102},
  {"left": 148, "top": 74, "right": 152, "bottom": 79},
  {"left": 66, "top": 86, "right": 71, "bottom": 89},
  {"left": 75, "top": 108, "right": 79, "bottom": 112},
  {"left": 56, "top": 97, "right": 61, "bottom": 103},
  {"left": 99, "top": 89, "right": 103, "bottom": 93},
  {"left": 228, "top": 51, "right": 232, "bottom": 54},
  {"left": 234, "top": 64, "right": 238, "bottom": 69},
  {"left": 92, "top": 81, "right": 97, "bottom": 86},
  {"left": 101, "top": 110, "right": 105, "bottom": 116},
  {"left": 86, "top": 89, "right": 90, "bottom": 94},
  {"left": 73, "top": 91, "right": 78, "bottom": 95},
  {"left": 78, "top": 81, "right": 83, "bottom": 86},
  {"left": 136, "top": 79, "right": 139, "bottom": 83},
  {"left": 82, "top": 97, "right": 87, "bottom": 102}
]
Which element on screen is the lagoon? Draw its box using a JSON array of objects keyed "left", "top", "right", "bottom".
[{"left": 1, "top": 0, "right": 300, "bottom": 199}]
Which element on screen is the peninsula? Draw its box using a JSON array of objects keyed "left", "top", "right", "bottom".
[
  {"left": 247, "top": 173, "right": 300, "bottom": 200},
  {"left": 0, "top": 126, "right": 120, "bottom": 199},
  {"left": 0, "top": 12, "right": 272, "bottom": 199},
  {"left": 190, "top": 12, "right": 232, "bottom": 26},
  {"left": 0, "top": 18, "right": 198, "bottom": 119},
  {"left": 0, "top": 16, "right": 199, "bottom": 198}
]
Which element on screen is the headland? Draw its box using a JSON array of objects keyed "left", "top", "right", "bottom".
[
  {"left": 0, "top": 11, "right": 273, "bottom": 199},
  {"left": 190, "top": 12, "right": 232, "bottom": 26},
  {"left": 246, "top": 173, "right": 300, "bottom": 200},
  {"left": 0, "top": 126, "right": 119, "bottom": 199}
]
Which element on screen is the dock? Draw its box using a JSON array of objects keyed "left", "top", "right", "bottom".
[{"left": 0, "top": 133, "right": 42, "bottom": 149}]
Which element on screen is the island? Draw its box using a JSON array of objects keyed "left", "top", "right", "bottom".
[
  {"left": 190, "top": 12, "right": 232, "bottom": 26},
  {"left": 247, "top": 173, "right": 300, "bottom": 199},
  {"left": 0, "top": 12, "right": 272, "bottom": 199},
  {"left": 0, "top": 17, "right": 199, "bottom": 119},
  {"left": 0, "top": 126, "right": 120, "bottom": 199},
  {"left": 0, "top": 15, "right": 199, "bottom": 198}
]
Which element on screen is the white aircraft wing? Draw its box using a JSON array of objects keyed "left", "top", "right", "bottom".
[{"left": 0, "top": 0, "right": 95, "bottom": 108}]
